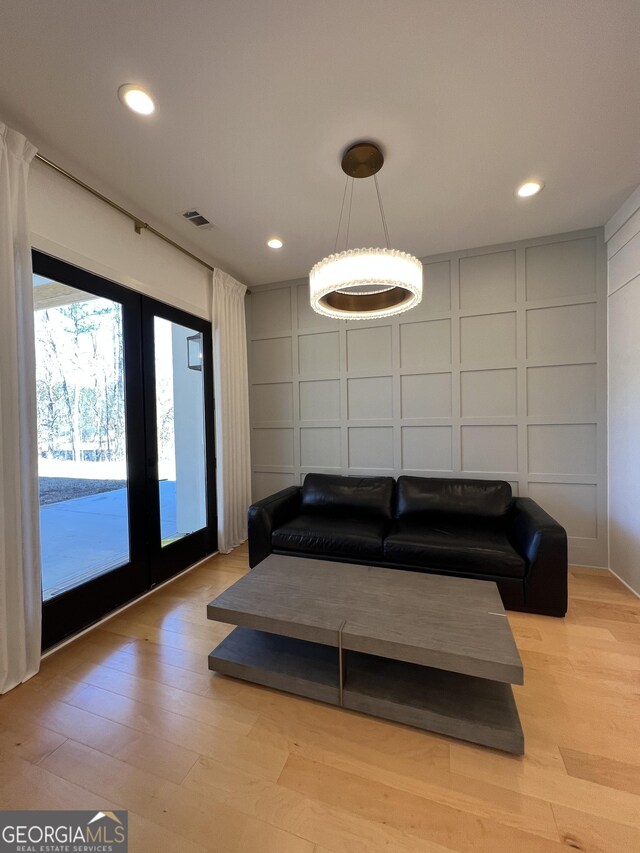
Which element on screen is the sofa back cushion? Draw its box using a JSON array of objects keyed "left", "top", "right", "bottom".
[
  {"left": 301, "top": 473, "right": 395, "bottom": 520},
  {"left": 395, "top": 476, "right": 512, "bottom": 519}
]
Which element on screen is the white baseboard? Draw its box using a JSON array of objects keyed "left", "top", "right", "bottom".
[
  {"left": 41, "top": 550, "right": 219, "bottom": 660},
  {"left": 607, "top": 566, "right": 640, "bottom": 599}
]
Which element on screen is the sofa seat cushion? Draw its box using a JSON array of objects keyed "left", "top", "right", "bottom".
[
  {"left": 272, "top": 513, "right": 386, "bottom": 560},
  {"left": 383, "top": 517, "right": 526, "bottom": 578}
]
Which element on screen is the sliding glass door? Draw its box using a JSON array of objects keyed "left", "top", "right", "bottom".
[{"left": 33, "top": 251, "right": 217, "bottom": 648}]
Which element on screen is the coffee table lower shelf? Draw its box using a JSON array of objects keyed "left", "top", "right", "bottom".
[{"left": 208, "top": 627, "right": 524, "bottom": 754}]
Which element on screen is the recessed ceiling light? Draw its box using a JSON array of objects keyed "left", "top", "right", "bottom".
[
  {"left": 118, "top": 84, "right": 155, "bottom": 115},
  {"left": 516, "top": 180, "right": 544, "bottom": 198},
  {"left": 267, "top": 238, "right": 283, "bottom": 249}
]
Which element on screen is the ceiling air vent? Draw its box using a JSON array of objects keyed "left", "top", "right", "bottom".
[{"left": 181, "top": 209, "right": 214, "bottom": 230}]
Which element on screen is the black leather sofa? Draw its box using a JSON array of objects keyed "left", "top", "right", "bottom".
[{"left": 248, "top": 473, "right": 568, "bottom": 616}]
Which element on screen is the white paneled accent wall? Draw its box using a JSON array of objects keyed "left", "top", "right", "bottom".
[
  {"left": 606, "top": 185, "right": 640, "bottom": 595},
  {"left": 247, "top": 228, "right": 607, "bottom": 567}
]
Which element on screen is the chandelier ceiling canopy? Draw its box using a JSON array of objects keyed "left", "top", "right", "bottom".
[{"left": 309, "top": 142, "right": 423, "bottom": 320}]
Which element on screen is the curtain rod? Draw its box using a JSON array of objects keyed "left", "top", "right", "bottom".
[{"left": 34, "top": 152, "right": 247, "bottom": 288}]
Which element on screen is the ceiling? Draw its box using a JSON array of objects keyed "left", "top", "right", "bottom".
[{"left": 1, "top": 0, "right": 639, "bottom": 286}]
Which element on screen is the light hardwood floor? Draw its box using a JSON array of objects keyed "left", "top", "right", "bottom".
[{"left": 1, "top": 545, "right": 639, "bottom": 852}]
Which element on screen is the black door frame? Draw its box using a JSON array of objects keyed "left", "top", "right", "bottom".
[
  {"left": 141, "top": 296, "right": 218, "bottom": 585},
  {"left": 33, "top": 250, "right": 217, "bottom": 649}
]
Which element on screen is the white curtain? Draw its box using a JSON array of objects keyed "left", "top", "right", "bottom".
[
  {"left": 0, "top": 123, "right": 41, "bottom": 693},
  {"left": 211, "top": 268, "right": 252, "bottom": 553}
]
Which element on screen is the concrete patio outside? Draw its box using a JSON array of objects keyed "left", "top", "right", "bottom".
[{"left": 40, "top": 480, "right": 179, "bottom": 600}]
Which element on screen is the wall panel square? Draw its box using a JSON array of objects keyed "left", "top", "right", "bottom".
[
  {"left": 400, "top": 319, "right": 451, "bottom": 370},
  {"left": 348, "top": 376, "right": 393, "bottom": 420},
  {"left": 461, "top": 369, "right": 517, "bottom": 417},
  {"left": 526, "top": 363, "right": 597, "bottom": 419},
  {"left": 251, "top": 287, "right": 292, "bottom": 336},
  {"left": 528, "top": 482, "right": 597, "bottom": 539},
  {"left": 525, "top": 237, "right": 596, "bottom": 301},
  {"left": 528, "top": 424, "right": 597, "bottom": 475},
  {"left": 459, "top": 251, "right": 516, "bottom": 312},
  {"left": 460, "top": 312, "right": 517, "bottom": 367},
  {"left": 347, "top": 326, "right": 392, "bottom": 372},
  {"left": 251, "top": 337, "right": 292, "bottom": 382},
  {"left": 401, "top": 426, "right": 452, "bottom": 471},
  {"left": 252, "top": 383, "right": 293, "bottom": 423},
  {"left": 461, "top": 425, "right": 518, "bottom": 472},
  {"left": 609, "top": 228, "right": 640, "bottom": 293},
  {"left": 410, "top": 261, "right": 451, "bottom": 317},
  {"left": 299, "top": 331, "right": 340, "bottom": 376},
  {"left": 300, "top": 427, "right": 341, "bottom": 467},
  {"left": 252, "top": 472, "right": 296, "bottom": 501},
  {"left": 348, "top": 427, "right": 394, "bottom": 469},
  {"left": 252, "top": 428, "right": 294, "bottom": 467},
  {"left": 526, "top": 303, "right": 596, "bottom": 363},
  {"left": 401, "top": 373, "right": 452, "bottom": 418},
  {"left": 299, "top": 379, "right": 341, "bottom": 421}
]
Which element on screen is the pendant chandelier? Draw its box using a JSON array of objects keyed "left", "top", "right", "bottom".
[{"left": 310, "top": 142, "right": 423, "bottom": 320}]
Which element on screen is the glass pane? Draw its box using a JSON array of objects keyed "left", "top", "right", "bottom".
[
  {"left": 33, "top": 275, "right": 129, "bottom": 601},
  {"left": 154, "top": 317, "right": 207, "bottom": 545}
]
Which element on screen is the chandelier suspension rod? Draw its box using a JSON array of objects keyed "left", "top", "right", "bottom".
[
  {"left": 333, "top": 175, "right": 350, "bottom": 253},
  {"left": 344, "top": 178, "right": 355, "bottom": 251},
  {"left": 374, "top": 173, "right": 391, "bottom": 250}
]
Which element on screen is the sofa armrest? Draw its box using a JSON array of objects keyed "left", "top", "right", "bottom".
[
  {"left": 508, "top": 497, "right": 568, "bottom": 616},
  {"left": 248, "top": 486, "right": 302, "bottom": 568}
]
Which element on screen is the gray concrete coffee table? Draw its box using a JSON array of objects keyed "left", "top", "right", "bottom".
[{"left": 207, "top": 553, "right": 524, "bottom": 753}]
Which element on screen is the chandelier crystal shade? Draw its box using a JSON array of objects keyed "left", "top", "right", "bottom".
[
  {"left": 310, "top": 248, "right": 423, "bottom": 320},
  {"left": 310, "top": 142, "right": 423, "bottom": 320}
]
